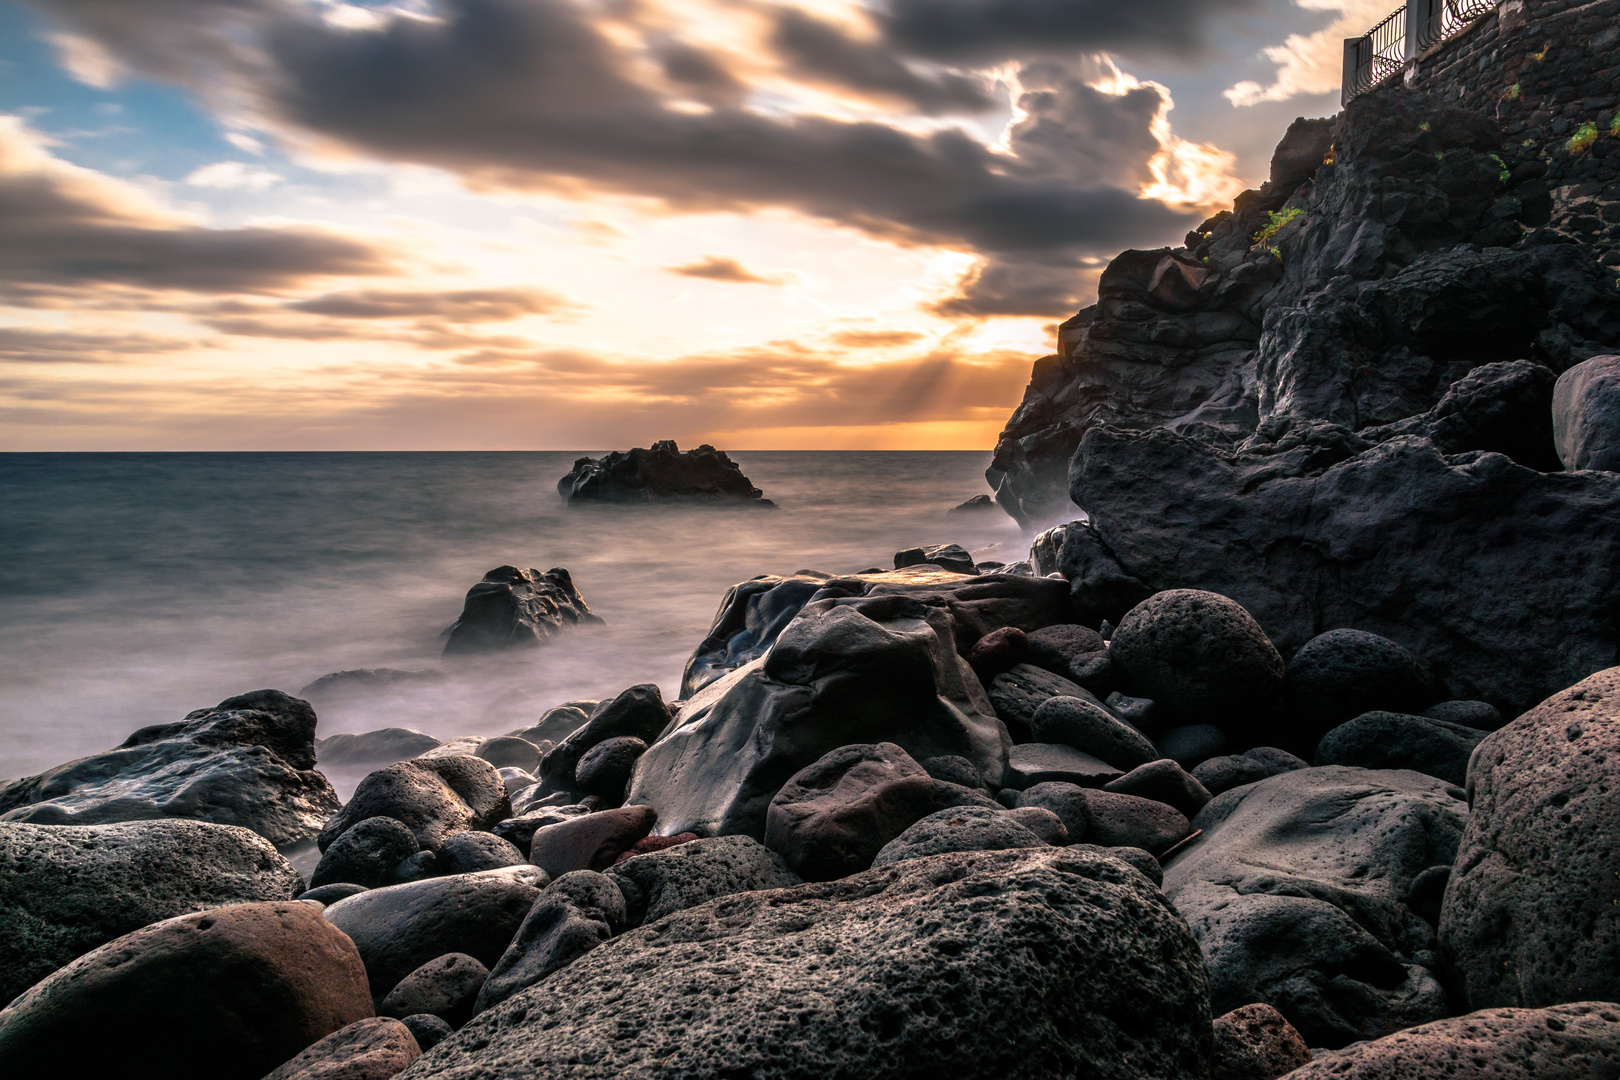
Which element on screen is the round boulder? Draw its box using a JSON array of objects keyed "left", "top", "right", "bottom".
[
  {"left": 1284, "top": 629, "right": 1435, "bottom": 758},
  {"left": 312, "top": 817, "right": 420, "bottom": 890},
  {"left": 262, "top": 1017, "right": 421, "bottom": 1080},
  {"left": 378, "top": 953, "right": 488, "bottom": 1029},
  {"left": 573, "top": 736, "right": 647, "bottom": 799},
  {"left": 1030, "top": 696, "right": 1158, "bottom": 771},
  {"left": 1314, "top": 712, "right": 1487, "bottom": 786},
  {"left": 435, "top": 831, "right": 526, "bottom": 876},
  {"left": 871, "top": 806, "right": 1045, "bottom": 866},
  {"left": 474, "top": 736, "right": 541, "bottom": 773}
]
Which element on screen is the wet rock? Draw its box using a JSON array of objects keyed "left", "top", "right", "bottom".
[
  {"left": 1209, "top": 1003, "right": 1312, "bottom": 1080},
  {"left": 1104, "top": 759, "right": 1212, "bottom": 818},
  {"left": 441, "top": 566, "right": 603, "bottom": 655},
  {"left": 1030, "top": 695, "right": 1157, "bottom": 770},
  {"left": 1284, "top": 629, "right": 1436, "bottom": 759},
  {"left": 318, "top": 757, "right": 508, "bottom": 855},
  {"left": 473, "top": 871, "right": 625, "bottom": 1014},
  {"left": 313, "top": 817, "right": 421, "bottom": 890},
  {"left": 1164, "top": 767, "right": 1466, "bottom": 1047},
  {"left": 434, "top": 831, "right": 526, "bottom": 876},
  {"left": 321, "top": 868, "right": 544, "bottom": 1000},
  {"left": 1015, "top": 782, "right": 1092, "bottom": 840},
  {"left": 0, "top": 820, "right": 304, "bottom": 1007},
  {"left": 0, "top": 689, "right": 338, "bottom": 851},
  {"left": 1025, "top": 624, "right": 1115, "bottom": 696},
  {"left": 1283, "top": 1003, "right": 1620, "bottom": 1080},
  {"left": 0, "top": 902, "right": 372, "bottom": 1080},
  {"left": 262, "top": 1017, "right": 421, "bottom": 1080},
  {"left": 1553, "top": 354, "right": 1620, "bottom": 471},
  {"left": 1314, "top": 711, "right": 1487, "bottom": 785},
  {"left": 947, "top": 493, "right": 1000, "bottom": 518},
  {"left": 987, "top": 663, "right": 1093, "bottom": 740},
  {"left": 1422, "top": 699, "right": 1504, "bottom": 729},
  {"left": 1004, "top": 743, "right": 1122, "bottom": 789},
  {"left": 1081, "top": 789, "right": 1191, "bottom": 854},
  {"left": 472, "top": 737, "right": 540, "bottom": 773},
  {"left": 1441, "top": 667, "right": 1620, "bottom": 1009},
  {"left": 872, "top": 806, "right": 1046, "bottom": 866},
  {"left": 558, "top": 441, "right": 774, "bottom": 506},
  {"left": 604, "top": 835, "right": 798, "bottom": 928},
  {"left": 508, "top": 702, "right": 596, "bottom": 747},
  {"left": 316, "top": 728, "right": 443, "bottom": 770},
  {"left": 573, "top": 736, "right": 646, "bottom": 799},
  {"left": 378, "top": 953, "right": 488, "bottom": 1029},
  {"left": 894, "top": 543, "right": 978, "bottom": 575},
  {"left": 968, "top": 626, "right": 1028, "bottom": 678},
  {"left": 1192, "top": 747, "right": 1307, "bottom": 797},
  {"left": 631, "top": 594, "right": 1010, "bottom": 839},
  {"left": 407, "top": 848, "right": 1213, "bottom": 1080},
  {"left": 400, "top": 1013, "right": 451, "bottom": 1052},
  {"left": 529, "top": 805, "right": 656, "bottom": 879},
  {"left": 535, "top": 685, "right": 671, "bottom": 799}
]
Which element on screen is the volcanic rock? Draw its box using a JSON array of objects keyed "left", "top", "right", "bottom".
[
  {"left": 604, "top": 835, "right": 799, "bottom": 928},
  {"left": 1025, "top": 623, "right": 1115, "bottom": 695},
  {"left": 441, "top": 566, "right": 602, "bottom": 655},
  {"left": 261, "top": 1017, "right": 421, "bottom": 1080},
  {"left": 558, "top": 441, "right": 774, "bottom": 505},
  {"left": 1553, "top": 354, "right": 1620, "bottom": 471},
  {"left": 312, "top": 817, "right": 421, "bottom": 890},
  {"left": 318, "top": 756, "right": 507, "bottom": 854},
  {"left": 1314, "top": 711, "right": 1487, "bottom": 786},
  {"left": 871, "top": 806, "right": 1046, "bottom": 866},
  {"left": 894, "top": 543, "right": 977, "bottom": 574},
  {"left": 378, "top": 953, "right": 488, "bottom": 1029},
  {"left": 1029, "top": 695, "right": 1158, "bottom": 770},
  {"left": 316, "top": 728, "right": 444, "bottom": 769},
  {"left": 528, "top": 805, "right": 657, "bottom": 878},
  {"left": 1284, "top": 629, "right": 1436, "bottom": 758},
  {"left": 1209, "top": 1003, "right": 1312, "bottom": 1080},
  {"left": 1104, "top": 759, "right": 1212, "bottom": 818},
  {"left": 473, "top": 870, "right": 625, "bottom": 1014}
]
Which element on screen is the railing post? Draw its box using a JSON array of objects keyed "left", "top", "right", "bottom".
[
  {"left": 1343, "top": 39, "right": 1361, "bottom": 106},
  {"left": 1404, "top": 0, "right": 1425, "bottom": 61}
]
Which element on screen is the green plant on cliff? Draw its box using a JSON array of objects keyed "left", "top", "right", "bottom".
[
  {"left": 1490, "top": 153, "right": 1510, "bottom": 183},
  {"left": 1252, "top": 207, "right": 1304, "bottom": 248},
  {"left": 1418, "top": 121, "right": 1431, "bottom": 131},
  {"left": 1568, "top": 122, "right": 1600, "bottom": 155},
  {"left": 1611, "top": 114, "right": 1620, "bottom": 137},
  {"left": 1507, "top": 83, "right": 1521, "bottom": 100},
  {"left": 1530, "top": 44, "right": 1549, "bottom": 62}
]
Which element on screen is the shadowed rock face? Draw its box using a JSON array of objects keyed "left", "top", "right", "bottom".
[
  {"left": 404, "top": 848, "right": 1213, "bottom": 1080},
  {"left": 441, "top": 566, "right": 603, "bottom": 655},
  {"left": 557, "top": 440, "right": 775, "bottom": 506}
]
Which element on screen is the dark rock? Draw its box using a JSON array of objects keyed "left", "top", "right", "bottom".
[
  {"left": 529, "top": 805, "right": 656, "bottom": 879},
  {"left": 631, "top": 594, "right": 1011, "bottom": 839},
  {"left": 1006, "top": 806, "right": 1067, "bottom": 843},
  {"left": 1284, "top": 629, "right": 1436, "bottom": 758},
  {"left": 1164, "top": 766, "right": 1466, "bottom": 1047},
  {"left": 441, "top": 566, "right": 603, "bottom": 655},
  {"left": 557, "top": 441, "right": 774, "bottom": 506},
  {"left": 262, "top": 1017, "right": 421, "bottom": 1080},
  {"left": 473, "top": 737, "right": 540, "bottom": 772},
  {"left": 947, "top": 493, "right": 1001, "bottom": 518},
  {"left": 1015, "top": 782, "right": 1092, "bottom": 840},
  {"left": 508, "top": 702, "right": 595, "bottom": 747},
  {"left": 508, "top": 785, "right": 571, "bottom": 816},
  {"left": 968, "top": 625, "right": 1028, "bottom": 677},
  {"left": 1081, "top": 789, "right": 1191, "bottom": 853},
  {"left": 535, "top": 684, "right": 670, "bottom": 799},
  {"left": 414, "top": 756, "right": 509, "bottom": 830},
  {"left": 378, "top": 953, "right": 488, "bottom": 1029},
  {"left": 300, "top": 883, "right": 368, "bottom": 905},
  {"left": 313, "top": 817, "right": 421, "bottom": 890},
  {"left": 0, "top": 902, "right": 372, "bottom": 1080},
  {"left": 612, "top": 832, "right": 699, "bottom": 863},
  {"left": 400, "top": 1013, "right": 452, "bottom": 1052},
  {"left": 987, "top": 663, "right": 1094, "bottom": 740},
  {"left": 1030, "top": 695, "right": 1158, "bottom": 770},
  {"left": 894, "top": 543, "right": 977, "bottom": 574},
  {"left": 871, "top": 806, "right": 1045, "bottom": 865},
  {"left": 919, "top": 754, "right": 987, "bottom": 790},
  {"left": 496, "top": 768, "right": 535, "bottom": 801},
  {"left": 1067, "top": 843, "right": 1162, "bottom": 887},
  {"left": 1025, "top": 623, "right": 1114, "bottom": 695},
  {"left": 1105, "top": 691, "right": 1163, "bottom": 737},
  {"left": 300, "top": 669, "right": 445, "bottom": 704},
  {"left": 1421, "top": 699, "right": 1504, "bottom": 729},
  {"left": 316, "top": 728, "right": 443, "bottom": 769},
  {"left": 1553, "top": 354, "right": 1620, "bottom": 470},
  {"left": 407, "top": 848, "right": 1214, "bottom": 1080},
  {"left": 1282, "top": 1003, "right": 1620, "bottom": 1080},
  {"left": 435, "top": 832, "right": 526, "bottom": 876},
  {"left": 1004, "top": 743, "right": 1122, "bottom": 789},
  {"left": 1104, "top": 759, "right": 1213, "bottom": 818},
  {"left": 1441, "top": 667, "right": 1620, "bottom": 1009},
  {"left": 1405, "top": 865, "right": 1450, "bottom": 926},
  {"left": 0, "top": 690, "right": 338, "bottom": 851},
  {"left": 1314, "top": 711, "right": 1488, "bottom": 785},
  {"left": 1266, "top": 115, "right": 1333, "bottom": 193},
  {"left": 1155, "top": 724, "right": 1230, "bottom": 769},
  {"left": 572, "top": 736, "right": 646, "bottom": 800},
  {"left": 473, "top": 871, "right": 625, "bottom": 1014},
  {"left": 0, "top": 820, "right": 304, "bottom": 1008},
  {"left": 604, "top": 834, "right": 799, "bottom": 928},
  {"left": 1209, "top": 1002, "right": 1312, "bottom": 1080},
  {"left": 1110, "top": 590, "right": 1286, "bottom": 737},
  {"left": 1192, "top": 747, "right": 1307, "bottom": 796},
  {"left": 321, "top": 867, "right": 545, "bottom": 1000},
  {"left": 318, "top": 757, "right": 507, "bottom": 854},
  {"left": 1059, "top": 522, "right": 1157, "bottom": 628},
  {"left": 392, "top": 850, "right": 437, "bottom": 883}
]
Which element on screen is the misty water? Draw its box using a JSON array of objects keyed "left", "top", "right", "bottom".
[{"left": 0, "top": 452, "right": 1034, "bottom": 789}]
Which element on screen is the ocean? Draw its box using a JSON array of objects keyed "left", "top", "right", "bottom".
[{"left": 0, "top": 451, "right": 1034, "bottom": 788}]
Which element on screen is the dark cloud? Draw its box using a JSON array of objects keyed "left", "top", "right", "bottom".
[
  {"left": 932, "top": 257, "right": 1102, "bottom": 317},
  {"left": 0, "top": 326, "right": 189, "bottom": 362},
  {"left": 769, "top": 9, "right": 996, "bottom": 114},
  {"left": 665, "top": 255, "right": 785, "bottom": 284},
  {"left": 287, "top": 286, "right": 574, "bottom": 320}
]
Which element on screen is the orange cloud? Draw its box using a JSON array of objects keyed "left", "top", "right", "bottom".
[{"left": 665, "top": 255, "right": 789, "bottom": 285}]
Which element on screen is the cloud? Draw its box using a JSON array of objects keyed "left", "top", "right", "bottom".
[
  {"left": 1224, "top": 0, "right": 1392, "bottom": 106},
  {"left": 224, "top": 132, "right": 266, "bottom": 154},
  {"left": 665, "top": 255, "right": 788, "bottom": 285},
  {"left": 831, "top": 329, "right": 924, "bottom": 347},
  {"left": 0, "top": 116, "right": 395, "bottom": 298},
  {"left": 287, "top": 286, "right": 576, "bottom": 320},
  {"left": 0, "top": 326, "right": 191, "bottom": 362},
  {"left": 184, "top": 160, "right": 283, "bottom": 190}
]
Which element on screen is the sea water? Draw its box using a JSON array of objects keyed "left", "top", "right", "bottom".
[{"left": 0, "top": 452, "right": 1034, "bottom": 785}]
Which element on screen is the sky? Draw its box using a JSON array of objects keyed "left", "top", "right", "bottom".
[{"left": 0, "top": 0, "right": 1372, "bottom": 450}]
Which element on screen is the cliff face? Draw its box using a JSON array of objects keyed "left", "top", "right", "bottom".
[{"left": 988, "top": 0, "right": 1620, "bottom": 526}]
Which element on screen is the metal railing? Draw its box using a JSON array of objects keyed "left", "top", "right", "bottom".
[
  {"left": 1346, "top": 5, "right": 1408, "bottom": 100},
  {"left": 1413, "top": 0, "right": 1497, "bottom": 49},
  {"left": 1342, "top": 0, "right": 1497, "bottom": 103}
]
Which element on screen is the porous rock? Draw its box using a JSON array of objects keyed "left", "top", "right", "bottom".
[
  {"left": 400, "top": 1014, "right": 452, "bottom": 1052},
  {"left": 312, "top": 817, "right": 420, "bottom": 890},
  {"left": 473, "top": 870, "right": 625, "bottom": 1014},
  {"left": 434, "top": 831, "right": 526, "bottom": 876},
  {"left": 1104, "top": 759, "right": 1212, "bottom": 818},
  {"left": 573, "top": 736, "right": 646, "bottom": 799},
  {"left": 1192, "top": 747, "right": 1307, "bottom": 797},
  {"left": 1005, "top": 806, "right": 1068, "bottom": 844},
  {"left": 987, "top": 663, "right": 1094, "bottom": 740},
  {"left": 1081, "top": 789, "right": 1191, "bottom": 854},
  {"left": 529, "top": 805, "right": 656, "bottom": 879},
  {"left": 1422, "top": 699, "right": 1503, "bottom": 729},
  {"left": 1025, "top": 624, "right": 1114, "bottom": 695},
  {"left": 262, "top": 1017, "right": 421, "bottom": 1080},
  {"left": 1004, "top": 743, "right": 1122, "bottom": 789},
  {"left": 378, "top": 953, "right": 488, "bottom": 1029},
  {"left": 1553, "top": 354, "right": 1620, "bottom": 471},
  {"left": 1030, "top": 695, "right": 1158, "bottom": 770},
  {"left": 406, "top": 848, "right": 1213, "bottom": 1080},
  {"left": 1067, "top": 843, "right": 1162, "bottom": 887},
  {"left": 1209, "top": 1003, "right": 1311, "bottom": 1080},
  {"left": 1284, "top": 629, "right": 1435, "bottom": 758},
  {"left": 1015, "top": 782, "right": 1092, "bottom": 841},
  {"left": 318, "top": 756, "right": 508, "bottom": 854},
  {"left": 441, "top": 566, "right": 603, "bottom": 655},
  {"left": 604, "top": 835, "right": 799, "bottom": 928},
  {"left": 1314, "top": 711, "right": 1487, "bottom": 785},
  {"left": 871, "top": 806, "right": 1046, "bottom": 866}
]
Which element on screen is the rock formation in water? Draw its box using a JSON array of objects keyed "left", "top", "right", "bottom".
[
  {"left": 557, "top": 440, "right": 775, "bottom": 506},
  {"left": 441, "top": 565, "right": 603, "bottom": 655}
]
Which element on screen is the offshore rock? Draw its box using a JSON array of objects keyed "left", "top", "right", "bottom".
[
  {"left": 404, "top": 848, "right": 1213, "bottom": 1080},
  {"left": 557, "top": 441, "right": 774, "bottom": 506},
  {"left": 441, "top": 566, "right": 602, "bottom": 655},
  {"left": 0, "top": 689, "right": 338, "bottom": 851}
]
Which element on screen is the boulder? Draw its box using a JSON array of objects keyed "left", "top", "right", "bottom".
[
  {"left": 1104, "top": 759, "right": 1213, "bottom": 818},
  {"left": 0, "top": 820, "right": 304, "bottom": 1007},
  {"left": 1006, "top": 806, "right": 1068, "bottom": 844},
  {"left": 1164, "top": 767, "right": 1466, "bottom": 1047},
  {"left": 1553, "top": 354, "right": 1620, "bottom": 471},
  {"left": 612, "top": 832, "right": 700, "bottom": 863},
  {"left": 918, "top": 754, "right": 988, "bottom": 790},
  {"left": 1422, "top": 699, "right": 1503, "bottom": 729},
  {"left": 473, "top": 871, "right": 625, "bottom": 1015},
  {"left": 987, "top": 663, "right": 1093, "bottom": 740},
  {"left": 894, "top": 543, "right": 978, "bottom": 574},
  {"left": 604, "top": 835, "right": 799, "bottom": 928},
  {"left": 472, "top": 737, "right": 540, "bottom": 773},
  {"left": 528, "top": 805, "right": 657, "bottom": 879},
  {"left": 630, "top": 593, "right": 1011, "bottom": 839},
  {"left": 0, "top": 902, "right": 372, "bottom": 1080},
  {"left": 496, "top": 768, "right": 535, "bottom": 800},
  {"left": 316, "top": 728, "right": 443, "bottom": 770},
  {"left": 399, "top": 1014, "right": 451, "bottom": 1052},
  {"left": 1029, "top": 695, "right": 1158, "bottom": 770},
  {"left": 1282, "top": 1003, "right": 1620, "bottom": 1080},
  {"left": 572, "top": 736, "right": 646, "bottom": 799},
  {"left": 535, "top": 684, "right": 671, "bottom": 799},
  {"left": 1284, "top": 629, "right": 1435, "bottom": 758},
  {"left": 1155, "top": 724, "right": 1230, "bottom": 769},
  {"left": 1081, "top": 790, "right": 1191, "bottom": 853},
  {"left": 1314, "top": 711, "right": 1487, "bottom": 785},
  {"left": 261, "top": 1017, "right": 421, "bottom": 1080},
  {"left": 440, "top": 566, "right": 603, "bottom": 655},
  {"left": 1192, "top": 747, "right": 1307, "bottom": 797},
  {"left": 1068, "top": 843, "right": 1163, "bottom": 887},
  {"left": 557, "top": 441, "right": 774, "bottom": 506},
  {"left": 947, "top": 493, "right": 1000, "bottom": 518},
  {"left": 1441, "top": 667, "right": 1620, "bottom": 1009},
  {"left": 1209, "top": 1003, "right": 1312, "bottom": 1080},
  {"left": 1025, "top": 623, "right": 1114, "bottom": 695},
  {"left": 871, "top": 806, "right": 1046, "bottom": 866},
  {"left": 378, "top": 953, "right": 488, "bottom": 1029},
  {"left": 490, "top": 805, "right": 590, "bottom": 851},
  {"left": 301, "top": 883, "right": 368, "bottom": 905},
  {"left": 321, "top": 868, "right": 545, "bottom": 1000},
  {"left": 1004, "top": 743, "right": 1123, "bottom": 789},
  {"left": 0, "top": 690, "right": 338, "bottom": 851},
  {"left": 1059, "top": 521, "right": 1156, "bottom": 627},
  {"left": 406, "top": 849, "right": 1213, "bottom": 1080},
  {"left": 1015, "top": 782, "right": 1092, "bottom": 841},
  {"left": 968, "top": 625, "right": 1028, "bottom": 678},
  {"left": 434, "top": 831, "right": 526, "bottom": 876},
  {"left": 312, "top": 817, "right": 421, "bottom": 890},
  {"left": 1109, "top": 590, "right": 1286, "bottom": 738},
  {"left": 509, "top": 702, "right": 596, "bottom": 747},
  {"left": 318, "top": 756, "right": 508, "bottom": 854}
]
